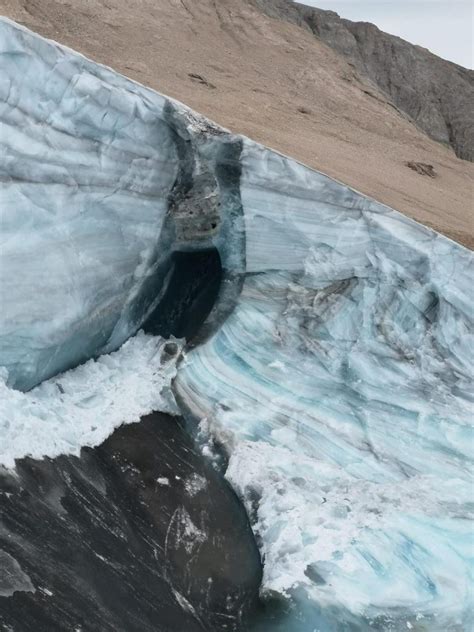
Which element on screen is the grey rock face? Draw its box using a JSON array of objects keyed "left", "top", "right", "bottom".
[
  {"left": 0, "top": 413, "right": 262, "bottom": 632},
  {"left": 252, "top": 0, "right": 474, "bottom": 161}
]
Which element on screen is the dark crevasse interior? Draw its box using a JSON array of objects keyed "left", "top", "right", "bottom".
[{"left": 142, "top": 248, "right": 223, "bottom": 340}]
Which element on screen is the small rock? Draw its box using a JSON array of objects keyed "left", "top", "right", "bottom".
[
  {"left": 188, "top": 73, "right": 216, "bottom": 89},
  {"left": 405, "top": 161, "right": 437, "bottom": 178}
]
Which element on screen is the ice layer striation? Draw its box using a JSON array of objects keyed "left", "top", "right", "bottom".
[
  {"left": 0, "top": 18, "right": 473, "bottom": 632},
  {"left": 176, "top": 144, "right": 474, "bottom": 630}
]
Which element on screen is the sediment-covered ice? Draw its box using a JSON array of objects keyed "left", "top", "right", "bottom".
[{"left": 1, "top": 17, "right": 473, "bottom": 632}]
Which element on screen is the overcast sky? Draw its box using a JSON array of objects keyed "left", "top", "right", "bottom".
[{"left": 295, "top": 1, "right": 473, "bottom": 68}]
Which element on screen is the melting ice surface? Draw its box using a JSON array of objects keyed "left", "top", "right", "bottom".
[
  {"left": 1, "top": 17, "right": 473, "bottom": 632},
  {"left": 0, "top": 18, "right": 178, "bottom": 391}
]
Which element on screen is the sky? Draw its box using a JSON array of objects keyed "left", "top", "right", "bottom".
[{"left": 295, "top": 0, "right": 473, "bottom": 68}]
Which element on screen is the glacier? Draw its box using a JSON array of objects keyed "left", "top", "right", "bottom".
[
  {"left": 175, "top": 144, "right": 474, "bottom": 630},
  {"left": 0, "top": 17, "right": 473, "bottom": 632},
  {"left": 0, "top": 17, "right": 243, "bottom": 391}
]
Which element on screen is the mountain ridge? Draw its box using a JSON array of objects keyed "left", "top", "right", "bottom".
[
  {"left": 293, "top": 1, "right": 474, "bottom": 161},
  {"left": 251, "top": 0, "right": 473, "bottom": 160}
]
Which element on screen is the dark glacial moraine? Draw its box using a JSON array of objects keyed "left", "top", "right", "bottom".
[{"left": 0, "top": 413, "right": 262, "bottom": 632}]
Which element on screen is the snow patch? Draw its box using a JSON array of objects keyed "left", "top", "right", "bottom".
[
  {"left": 0, "top": 332, "right": 182, "bottom": 468},
  {"left": 185, "top": 473, "right": 207, "bottom": 497},
  {"left": 226, "top": 439, "right": 472, "bottom": 619}
]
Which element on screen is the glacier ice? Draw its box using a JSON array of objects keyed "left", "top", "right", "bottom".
[
  {"left": 0, "top": 20, "right": 174, "bottom": 390},
  {"left": 0, "top": 18, "right": 243, "bottom": 391},
  {"left": 175, "top": 143, "right": 474, "bottom": 630},
  {"left": 1, "top": 17, "right": 473, "bottom": 632}
]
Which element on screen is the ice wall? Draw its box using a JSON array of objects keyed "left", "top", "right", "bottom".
[{"left": 0, "top": 18, "right": 244, "bottom": 390}]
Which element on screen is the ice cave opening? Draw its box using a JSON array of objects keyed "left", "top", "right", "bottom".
[{"left": 142, "top": 248, "right": 223, "bottom": 340}]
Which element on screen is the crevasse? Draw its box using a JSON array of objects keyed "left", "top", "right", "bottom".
[{"left": 0, "top": 18, "right": 472, "bottom": 632}]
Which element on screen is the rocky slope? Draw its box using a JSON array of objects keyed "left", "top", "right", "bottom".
[
  {"left": 255, "top": 0, "right": 474, "bottom": 162},
  {"left": 1, "top": 0, "right": 472, "bottom": 246}
]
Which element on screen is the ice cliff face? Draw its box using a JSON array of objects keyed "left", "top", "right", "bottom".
[
  {"left": 0, "top": 18, "right": 244, "bottom": 390},
  {"left": 1, "top": 18, "right": 473, "bottom": 632},
  {"left": 176, "top": 143, "right": 473, "bottom": 630}
]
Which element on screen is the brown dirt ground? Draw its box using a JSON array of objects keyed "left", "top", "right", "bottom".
[{"left": 2, "top": 0, "right": 473, "bottom": 247}]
